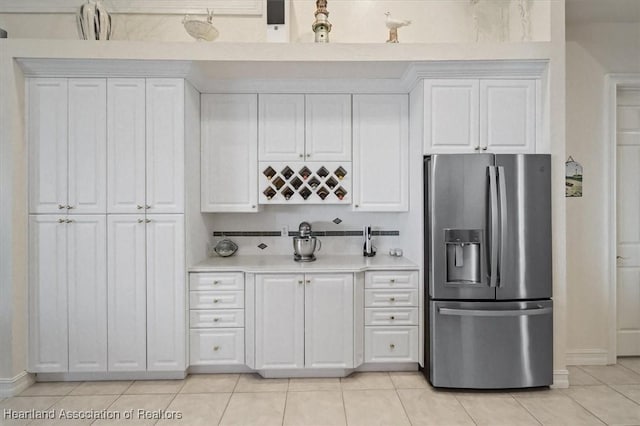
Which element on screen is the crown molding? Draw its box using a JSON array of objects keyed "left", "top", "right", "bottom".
[
  {"left": 0, "top": 0, "right": 262, "bottom": 15},
  {"left": 17, "top": 58, "right": 193, "bottom": 78}
]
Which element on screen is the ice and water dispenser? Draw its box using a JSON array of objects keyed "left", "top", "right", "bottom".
[{"left": 445, "top": 229, "right": 482, "bottom": 284}]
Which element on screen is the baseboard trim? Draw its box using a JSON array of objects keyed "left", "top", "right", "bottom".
[
  {"left": 0, "top": 371, "right": 35, "bottom": 397},
  {"left": 551, "top": 369, "right": 569, "bottom": 389},
  {"left": 566, "top": 349, "right": 609, "bottom": 366},
  {"left": 35, "top": 371, "right": 186, "bottom": 382}
]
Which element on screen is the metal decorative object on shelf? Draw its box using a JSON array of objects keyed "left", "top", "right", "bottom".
[
  {"left": 312, "top": 0, "right": 332, "bottom": 43},
  {"left": 183, "top": 9, "right": 219, "bottom": 41},
  {"left": 77, "top": 0, "right": 111, "bottom": 40},
  {"left": 384, "top": 12, "right": 411, "bottom": 43},
  {"left": 214, "top": 238, "right": 238, "bottom": 257},
  {"left": 259, "top": 162, "right": 351, "bottom": 204}
]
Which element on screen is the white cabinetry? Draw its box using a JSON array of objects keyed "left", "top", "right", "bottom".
[
  {"left": 29, "top": 215, "right": 107, "bottom": 373},
  {"left": 201, "top": 94, "right": 258, "bottom": 212},
  {"left": 254, "top": 273, "right": 356, "bottom": 370},
  {"left": 29, "top": 78, "right": 106, "bottom": 214},
  {"left": 364, "top": 271, "right": 419, "bottom": 363},
  {"left": 424, "top": 79, "right": 538, "bottom": 154},
  {"left": 352, "top": 94, "right": 409, "bottom": 212},
  {"left": 259, "top": 94, "right": 351, "bottom": 162},
  {"left": 189, "top": 272, "right": 245, "bottom": 366}
]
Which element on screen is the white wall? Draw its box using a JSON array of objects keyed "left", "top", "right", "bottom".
[
  {"left": 566, "top": 22, "right": 640, "bottom": 364},
  {"left": 0, "top": 0, "right": 551, "bottom": 43}
]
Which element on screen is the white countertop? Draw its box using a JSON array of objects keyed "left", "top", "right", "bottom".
[{"left": 189, "top": 254, "right": 419, "bottom": 273}]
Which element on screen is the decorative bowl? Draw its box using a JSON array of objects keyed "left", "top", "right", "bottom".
[{"left": 214, "top": 239, "right": 238, "bottom": 257}]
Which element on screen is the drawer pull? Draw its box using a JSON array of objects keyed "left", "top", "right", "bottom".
[
  {"left": 390, "top": 279, "right": 396, "bottom": 283},
  {"left": 390, "top": 316, "right": 395, "bottom": 320},
  {"left": 298, "top": 280, "right": 303, "bottom": 284},
  {"left": 213, "top": 318, "right": 219, "bottom": 322},
  {"left": 213, "top": 299, "right": 220, "bottom": 303},
  {"left": 213, "top": 280, "right": 220, "bottom": 285},
  {"left": 389, "top": 297, "right": 396, "bottom": 302},
  {"left": 306, "top": 280, "right": 311, "bottom": 284},
  {"left": 390, "top": 344, "right": 395, "bottom": 350},
  {"left": 213, "top": 346, "right": 220, "bottom": 351}
]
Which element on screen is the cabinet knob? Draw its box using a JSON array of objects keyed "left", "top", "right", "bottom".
[
  {"left": 251, "top": 205, "right": 256, "bottom": 209},
  {"left": 389, "top": 343, "right": 395, "bottom": 350},
  {"left": 58, "top": 218, "right": 66, "bottom": 223},
  {"left": 66, "top": 205, "right": 74, "bottom": 210},
  {"left": 482, "top": 146, "right": 488, "bottom": 151},
  {"left": 137, "top": 219, "right": 144, "bottom": 223},
  {"left": 355, "top": 204, "right": 359, "bottom": 208},
  {"left": 145, "top": 205, "right": 151, "bottom": 209},
  {"left": 213, "top": 318, "right": 219, "bottom": 322},
  {"left": 58, "top": 204, "right": 65, "bottom": 210},
  {"left": 299, "top": 153, "right": 304, "bottom": 158},
  {"left": 390, "top": 279, "right": 396, "bottom": 283},
  {"left": 213, "top": 299, "right": 219, "bottom": 303},
  {"left": 474, "top": 146, "right": 480, "bottom": 151},
  {"left": 137, "top": 205, "right": 144, "bottom": 210},
  {"left": 307, "top": 153, "right": 311, "bottom": 158},
  {"left": 306, "top": 279, "right": 311, "bottom": 284},
  {"left": 213, "top": 280, "right": 220, "bottom": 285},
  {"left": 390, "top": 316, "right": 395, "bottom": 320},
  {"left": 389, "top": 297, "right": 396, "bottom": 302},
  {"left": 65, "top": 219, "right": 73, "bottom": 223},
  {"left": 145, "top": 219, "right": 151, "bottom": 223},
  {"left": 213, "top": 346, "right": 220, "bottom": 351},
  {"left": 298, "top": 280, "right": 303, "bottom": 284}
]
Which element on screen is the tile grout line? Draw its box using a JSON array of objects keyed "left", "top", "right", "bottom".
[
  {"left": 561, "top": 385, "right": 612, "bottom": 425},
  {"left": 604, "top": 381, "right": 640, "bottom": 407},
  {"left": 217, "top": 375, "right": 241, "bottom": 426},
  {"left": 452, "top": 393, "right": 479, "bottom": 426},
  {"left": 393, "top": 387, "right": 415, "bottom": 426},
  {"left": 511, "top": 393, "right": 543, "bottom": 426},
  {"left": 340, "top": 388, "right": 349, "bottom": 426}
]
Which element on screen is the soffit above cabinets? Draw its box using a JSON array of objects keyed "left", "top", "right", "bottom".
[{"left": 14, "top": 42, "right": 549, "bottom": 93}]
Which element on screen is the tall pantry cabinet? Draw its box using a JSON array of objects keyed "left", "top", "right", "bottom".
[{"left": 28, "top": 77, "right": 186, "bottom": 374}]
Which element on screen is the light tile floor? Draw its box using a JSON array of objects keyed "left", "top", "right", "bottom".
[{"left": 4, "top": 361, "right": 640, "bottom": 425}]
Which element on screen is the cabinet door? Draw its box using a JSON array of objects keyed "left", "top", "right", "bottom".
[
  {"left": 67, "top": 215, "right": 107, "bottom": 372},
  {"left": 28, "top": 215, "right": 68, "bottom": 372},
  {"left": 255, "top": 274, "right": 304, "bottom": 369},
  {"left": 305, "top": 94, "right": 351, "bottom": 162},
  {"left": 424, "top": 79, "right": 479, "bottom": 153},
  {"left": 146, "top": 214, "right": 185, "bottom": 371},
  {"left": 480, "top": 79, "right": 536, "bottom": 153},
  {"left": 259, "top": 94, "right": 305, "bottom": 162},
  {"left": 146, "top": 79, "right": 184, "bottom": 213},
  {"left": 107, "top": 215, "right": 147, "bottom": 371},
  {"left": 352, "top": 94, "right": 409, "bottom": 212},
  {"left": 305, "top": 274, "right": 354, "bottom": 368},
  {"left": 28, "top": 79, "right": 68, "bottom": 214},
  {"left": 201, "top": 94, "right": 258, "bottom": 212},
  {"left": 107, "top": 79, "right": 146, "bottom": 213},
  {"left": 67, "top": 79, "right": 107, "bottom": 214}
]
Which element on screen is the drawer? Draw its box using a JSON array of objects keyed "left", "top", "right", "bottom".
[
  {"left": 190, "top": 309, "right": 245, "bottom": 328},
  {"left": 365, "top": 326, "right": 418, "bottom": 363},
  {"left": 190, "top": 328, "right": 245, "bottom": 366},
  {"left": 365, "top": 308, "right": 418, "bottom": 326},
  {"left": 365, "top": 270, "right": 418, "bottom": 289},
  {"left": 190, "top": 291, "right": 244, "bottom": 309},
  {"left": 190, "top": 272, "right": 244, "bottom": 291},
  {"left": 364, "top": 289, "right": 418, "bottom": 307}
]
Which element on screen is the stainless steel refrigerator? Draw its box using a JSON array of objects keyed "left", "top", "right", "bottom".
[{"left": 424, "top": 154, "right": 552, "bottom": 389}]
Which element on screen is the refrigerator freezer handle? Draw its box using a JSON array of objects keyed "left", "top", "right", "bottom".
[
  {"left": 488, "top": 166, "right": 499, "bottom": 288},
  {"left": 438, "top": 307, "right": 553, "bottom": 317},
  {"left": 497, "top": 166, "right": 507, "bottom": 288}
]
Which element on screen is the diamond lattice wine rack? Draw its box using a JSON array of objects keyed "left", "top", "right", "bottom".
[{"left": 259, "top": 162, "right": 352, "bottom": 204}]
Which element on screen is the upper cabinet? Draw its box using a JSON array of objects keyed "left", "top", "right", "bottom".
[
  {"left": 424, "top": 79, "right": 538, "bottom": 154},
  {"left": 201, "top": 94, "right": 258, "bottom": 213},
  {"left": 259, "top": 94, "right": 351, "bottom": 162},
  {"left": 29, "top": 78, "right": 107, "bottom": 214},
  {"left": 352, "top": 94, "right": 409, "bottom": 212}
]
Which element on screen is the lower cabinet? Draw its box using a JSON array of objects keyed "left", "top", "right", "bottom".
[
  {"left": 364, "top": 270, "right": 419, "bottom": 363},
  {"left": 189, "top": 272, "right": 246, "bottom": 366},
  {"left": 254, "top": 273, "right": 356, "bottom": 370}
]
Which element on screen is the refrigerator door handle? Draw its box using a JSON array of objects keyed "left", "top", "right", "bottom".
[
  {"left": 488, "top": 166, "right": 499, "bottom": 288},
  {"left": 438, "top": 307, "right": 553, "bottom": 317},
  {"left": 497, "top": 166, "right": 508, "bottom": 288}
]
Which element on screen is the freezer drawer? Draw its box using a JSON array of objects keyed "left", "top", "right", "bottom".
[{"left": 429, "top": 300, "right": 552, "bottom": 389}]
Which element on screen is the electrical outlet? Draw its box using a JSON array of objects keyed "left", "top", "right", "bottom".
[{"left": 281, "top": 225, "right": 289, "bottom": 237}]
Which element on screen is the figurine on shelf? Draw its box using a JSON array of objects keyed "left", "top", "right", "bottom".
[
  {"left": 384, "top": 12, "right": 411, "bottom": 43},
  {"left": 312, "top": 0, "right": 332, "bottom": 43}
]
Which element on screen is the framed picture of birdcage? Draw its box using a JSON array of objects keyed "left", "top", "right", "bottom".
[{"left": 566, "top": 156, "right": 583, "bottom": 197}]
